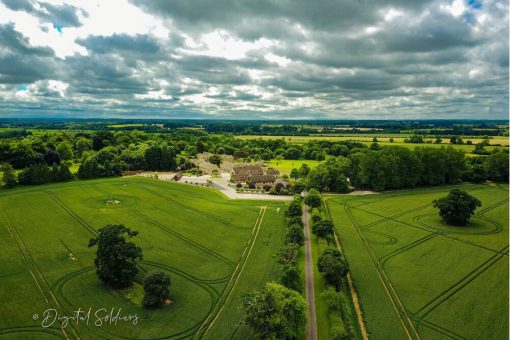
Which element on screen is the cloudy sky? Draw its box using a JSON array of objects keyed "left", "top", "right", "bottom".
[{"left": 0, "top": 0, "right": 508, "bottom": 119}]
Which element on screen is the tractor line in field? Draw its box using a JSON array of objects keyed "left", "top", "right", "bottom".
[
  {"left": 344, "top": 205, "right": 421, "bottom": 340},
  {"left": 0, "top": 204, "right": 77, "bottom": 340},
  {"left": 197, "top": 206, "right": 267, "bottom": 339}
]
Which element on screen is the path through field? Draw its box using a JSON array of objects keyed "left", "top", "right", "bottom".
[{"left": 302, "top": 205, "right": 318, "bottom": 340}]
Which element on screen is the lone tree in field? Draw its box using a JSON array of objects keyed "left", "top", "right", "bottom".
[
  {"left": 88, "top": 224, "right": 143, "bottom": 288},
  {"left": 304, "top": 189, "right": 321, "bottom": 209},
  {"left": 433, "top": 189, "right": 481, "bottom": 226},
  {"left": 318, "top": 248, "right": 348, "bottom": 290},
  {"left": 242, "top": 282, "right": 306, "bottom": 339},
  {"left": 143, "top": 271, "right": 171, "bottom": 308}
]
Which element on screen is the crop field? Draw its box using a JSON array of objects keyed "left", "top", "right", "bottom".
[
  {"left": 325, "top": 184, "right": 509, "bottom": 340},
  {"left": 0, "top": 177, "right": 286, "bottom": 339}
]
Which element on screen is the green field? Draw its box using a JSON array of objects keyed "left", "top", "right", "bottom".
[
  {"left": 325, "top": 184, "right": 509, "bottom": 339},
  {"left": 0, "top": 177, "right": 287, "bottom": 339},
  {"left": 266, "top": 159, "right": 323, "bottom": 175},
  {"left": 237, "top": 134, "right": 509, "bottom": 146},
  {"left": 237, "top": 135, "right": 509, "bottom": 155}
]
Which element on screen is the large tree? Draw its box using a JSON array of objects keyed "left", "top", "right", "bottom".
[
  {"left": 286, "top": 224, "right": 304, "bottom": 245},
  {"left": 1, "top": 163, "right": 17, "bottom": 188},
  {"left": 286, "top": 200, "right": 302, "bottom": 219},
  {"left": 208, "top": 154, "right": 222, "bottom": 167},
  {"left": 278, "top": 264, "right": 302, "bottom": 292},
  {"left": 304, "top": 189, "right": 321, "bottom": 208},
  {"left": 484, "top": 152, "right": 509, "bottom": 182},
  {"left": 242, "top": 282, "right": 306, "bottom": 339},
  {"left": 57, "top": 141, "right": 74, "bottom": 161},
  {"left": 142, "top": 271, "right": 171, "bottom": 308},
  {"left": 317, "top": 248, "right": 348, "bottom": 290},
  {"left": 433, "top": 189, "right": 481, "bottom": 226},
  {"left": 88, "top": 224, "right": 143, "bottom": 288},
  {"left": 312, "top": 220, "right": 335, "bottom": 239}
]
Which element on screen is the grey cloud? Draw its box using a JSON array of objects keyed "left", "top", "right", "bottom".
[
  {"left": 1, "top": 0, "right": 85, "bottom": 27},
  {"left": 0, "top": 23, "right": 54, "bottom": 56},
  {"left": 62, "top": 55, "right": 149, "bottom": 95},
  {"left": 0, "top": 55, "right": 54, "bottom": 84},
  {"left": 0, "top": 0, "right": 507, "bottom": 119},
  {"left": 377, "top": 11, "right": 479, "bottom": 52},
  {"left": 132, "top": 0, "right": 432, "bottom": 33},
  {"left": 76, "top": 34, "right": 161, "bottom": 55}
]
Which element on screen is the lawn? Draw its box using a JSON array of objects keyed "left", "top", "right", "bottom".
[
  {"left": 325, "top": 183, "right": 509, "bottom": 340},
  {"left": 0, "top": 177, "right": 288, "bottom": 339}
]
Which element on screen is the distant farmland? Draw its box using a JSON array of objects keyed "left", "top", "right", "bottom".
[
  {"left": 326, "top": 184, "right": 509, "bottom": 339},
  {"left": 0, "top": 178, "right": 286, "bottom": 339},
  {"left": 236, "top": 134, "right": 509, "bottom": 155}
]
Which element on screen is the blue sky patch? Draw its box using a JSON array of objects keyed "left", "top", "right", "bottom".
[
  {"left": 53, "top": 23, "right": 63, "bottom": 33},
  {"left": 468, "top": 0, "right": 482, "bottom": 9},
  {"left": 17, "top": 85, "right": 28, "bottom": 91}
]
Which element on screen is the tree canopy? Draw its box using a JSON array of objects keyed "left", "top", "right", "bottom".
[
  {"left": 242, "top": 282, "right": 306, "bottom": 339},
  {"left": 142, "top": 270, "right": 171, "bottom": 308},
  {"left": 88, "top": 224, "right": 143, "bottom": 288},
  {"left": 317, "top": 248, "right": 348, "bottom": 290},
  {"left": 1, "top": 163, "right": 16, "bottom": 188},
  {"left": 433, "top": 189, "right": 482, "bottom": 226},
  {"left": 312, "top": 220, "right": 335, "bottom": 239},
  {"left": 208, "top": 154, "right": 222, "bottom": 167},
  {"left": 304, "top": 189, "right": 321, "bottom": 208}
]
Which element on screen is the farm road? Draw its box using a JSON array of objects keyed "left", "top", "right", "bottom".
[{"left": 303, "top": 205, "right": 318, "bottom": 340}]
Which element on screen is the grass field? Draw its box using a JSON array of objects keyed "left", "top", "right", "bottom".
[
  {"left": 325, "top": 183, "right": 509, "bottom": 340},
  {"left": 266, "top": 159, "right": 323, "bottom": 175},
  {"left": 0, "top": 177, "right": 287, "bottom": 339}
]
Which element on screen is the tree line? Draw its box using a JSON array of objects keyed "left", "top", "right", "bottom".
[{"left": 0, "top": 128, "right": 507, "bottom": 191}]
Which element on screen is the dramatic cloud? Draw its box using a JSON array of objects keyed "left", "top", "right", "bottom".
[{"left": 0, "top": 0, "right": 507, "bottom": 119}]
